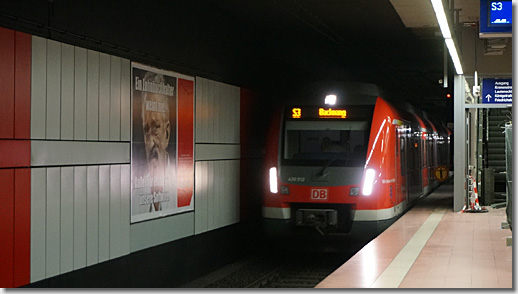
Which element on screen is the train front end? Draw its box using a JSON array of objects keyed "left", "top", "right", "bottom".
[{"left": 263, "top": 103, "right": 378, "bottom": 235}]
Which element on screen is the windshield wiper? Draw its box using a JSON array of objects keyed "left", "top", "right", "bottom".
[{"left": 320, "top": 158, "right": 336, "bottom": 176}]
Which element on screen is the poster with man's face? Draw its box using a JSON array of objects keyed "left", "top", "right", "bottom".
[{"left": 131, "top": 63, "right": 184, "bottom": 223}]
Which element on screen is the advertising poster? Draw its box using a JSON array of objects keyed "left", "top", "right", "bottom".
[{"left": 131, "top": 63, "right": 194, "bottom": 223}]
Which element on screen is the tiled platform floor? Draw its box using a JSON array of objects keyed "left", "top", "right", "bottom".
[{"left": 316, "top": 183, "right": 513, "bottom": 289}]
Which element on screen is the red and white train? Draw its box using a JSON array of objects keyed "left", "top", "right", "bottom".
[{"left": 263, "top": 82, "right": 451, "bottom": 236}]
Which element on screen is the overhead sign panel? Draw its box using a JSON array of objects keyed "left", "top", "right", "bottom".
[
  {"left": 480, "top": 0, "right": 512, "bottom": 37},
  {"left": 482, "top": 78, "right": 512, "bottom": 104}
]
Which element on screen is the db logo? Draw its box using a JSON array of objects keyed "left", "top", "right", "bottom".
[{"left": 311, "top": 188, "right": 328, "bottom": 200}]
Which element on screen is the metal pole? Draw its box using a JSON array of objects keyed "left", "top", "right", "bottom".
[{"left": 454, "top": 74, "right": 466, "bottom": 211}]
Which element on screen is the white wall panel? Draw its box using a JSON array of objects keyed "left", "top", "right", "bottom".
[
  {"left": 87, "top": 50, "right": 100, "bottom": 141},
  {"left": 60, "top": 43, "right": 75, "bottom": 140},
  {"left": 30, "top": 168, "right": 46, "bottom": 282},
  {"left": 120, "top": 59, "right": 131, "bottom": 141},
  {"left": 73, "top": 47, "right": 87, "bottom": 140},
  {"left": 98, "top": 165, "right": 110, "bottom": 263},
  {"left": 73, "top": 166, "right": 87, "bottom": 270},
  {"left": 31, "top": 36, "right": 46, "bottom": 139},
  {"left": 60, "top": 167, "right": 74, "bottom": 274},
  {"left": 86, "top": 166, "right": 99, "bottom": 266},
  {"left": 110, "top": 57, "right": 121, "bottom": 141},
  {"left": 99, "top": 53, "right": 111, "bottom": 141},
  {"left": 45, "top": 40, "right": 61, "bottom": 140}
]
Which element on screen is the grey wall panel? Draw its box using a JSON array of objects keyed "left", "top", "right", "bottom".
[
  {"left": 207, "top": 79, "right": 214, "bottom": 143},
  {"left": 231, "top": 86, "right": 240, "bottom": 143},
  {"left": 193, "top": 160, "right": 240, "bottom": 235},
  {"left": 30, "top": 168, "right": 46, "bottom": 282},
  {"left": 120, "top": 164, "right": 131, "bottom": 256},
  {"left": 45, "top": 168, "right": 61, "bottom": 278},
  {"left": 110, "top": 57, "right": 121, "bottom": 141},
  {"left": 207, "top": 161, "right": 215, "bottom": 230},
  {"left": 195, "top": 78, "right": 205, "bottom": 142},
  {"left": 222, "top": 161, "right": 231, "bottom": 227},
  {"left": 213, "top": 82, "right": 220, "bottom": 144},
  {"left": 46, "top": 40, "right": 61, "bottom": 140},
  {"left": 86, "top": 166, "right": 99, "bottom": 266},
  {"left": 31, "top": 141, "right": 130, "bottom": 166},
  {"left": 195, "top": 144, "right": 240, "bottom": 161},
  {"left": 120, "top": 59, "right": 131, "bottom": 141},
  {"left": 194, "top": 162, "right": 207, "bottom": 234},
  {"left": 98, "top": 165, "right": 110, "bottom": 263},
  {"left": 129, "top": 213, "right": 194, "bottom": 253},
  {"left": 73, "top": 47, "right": 87, "bottom": 140},
  {"left": 195, "top": 77, "right": 240, "bottom": 144},
  {"left": 231, "top": 160, "right": 240, "bottom": 224},
  {"left": 73, "top": 166, "right": 87, "bottom": 270},
  {"left": 60, "top": 43, "right": 75, "bottom": 140},
  {"left": 109, "top": 165, "right": 122, "bottom": 259},
  {"left": 87, "top": 50, "right": 100, "bottom": 141},
  {"left": 31, "top": 36, "right": 47, "bottom": 140},
  {"left": 213, "top": 161, "right": 221, "bottom": 229},
  {"left": 60, "top": 167, "right": 74, "bottom": 274},
  {"left": 98, "top": 53, "right": 111, "bottom": 141}
]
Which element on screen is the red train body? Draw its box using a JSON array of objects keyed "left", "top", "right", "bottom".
[{"left": 263, "top": 83, "right": 451, "bottom": 235}]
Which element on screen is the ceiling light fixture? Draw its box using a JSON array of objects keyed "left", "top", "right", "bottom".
[{"left": 430, "top": 0, "right": 464, "bottom": 75}]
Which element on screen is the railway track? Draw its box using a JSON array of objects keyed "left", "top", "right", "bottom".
[{"left": 185, "top": 236, "right": 366, "bottom": 288}]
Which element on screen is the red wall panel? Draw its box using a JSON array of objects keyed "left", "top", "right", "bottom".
[
  {"left": 14, "top": 31, "right": 32, "bottom": 139},
  {"left": 0, "top": 169, "right": 15, "bottom": 288},
  {"left": 14, "top": 169, "right": 31, "bottom": 287},
  {"left": 0, "top": 140, "right": 31, "bottom": 168},
  {"left": 0, "top": 27, "right": 15, "bottom": 139},
  {"left": 0, "top": 27, "right": 32, "bottom": 288}
]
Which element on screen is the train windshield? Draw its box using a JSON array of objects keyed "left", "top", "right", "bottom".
[{"left": 283, "top": 120, "right": 370, "bottom": 167}]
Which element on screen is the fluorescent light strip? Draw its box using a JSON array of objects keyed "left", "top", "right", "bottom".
[
  {"left": 445, "top": 39, "right": 464, "bottom": 75},
  {"left": 430, "top": 0, "right": 464, "bottom": 75},
  {"left": 430, "top": 0, "right": 452, "bottom": 39}
]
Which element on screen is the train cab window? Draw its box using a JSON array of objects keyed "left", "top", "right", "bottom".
[{"left": 283, "top": 120, "right": 370, "bottom": 167}]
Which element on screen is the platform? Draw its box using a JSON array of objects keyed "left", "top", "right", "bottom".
[{"left": 316, "top": 183, "right": 513, "bottom": 288}]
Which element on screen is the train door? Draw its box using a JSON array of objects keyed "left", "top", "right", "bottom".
[
  {"left": 397, "top": 125, "right": 409, "bottom": 212},
  {"left": 408, "top": 129, "right": 423, "bottom": 201}
]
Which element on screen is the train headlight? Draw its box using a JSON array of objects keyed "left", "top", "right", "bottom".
[
  {"left": 269, "top": 167, "right": 278, "bottom": 193},
  {"left": 362, "top": 168, "right": 376, "bottom": 196}
]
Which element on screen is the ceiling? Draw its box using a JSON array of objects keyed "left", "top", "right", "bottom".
[
  {"left": 209, "top": 0, "right": 482, "bottom": 122},
  {"left": 0, "top": 0, "right": 485, "bottom": 123}
]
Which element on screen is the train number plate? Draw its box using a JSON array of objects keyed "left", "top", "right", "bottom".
[{"left": 311, "top": 188, "right": 328, "bottom": 200}]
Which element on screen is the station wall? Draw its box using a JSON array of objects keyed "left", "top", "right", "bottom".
[{"left": 0, "top": 27, "right": 245, "bottom": 287}]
